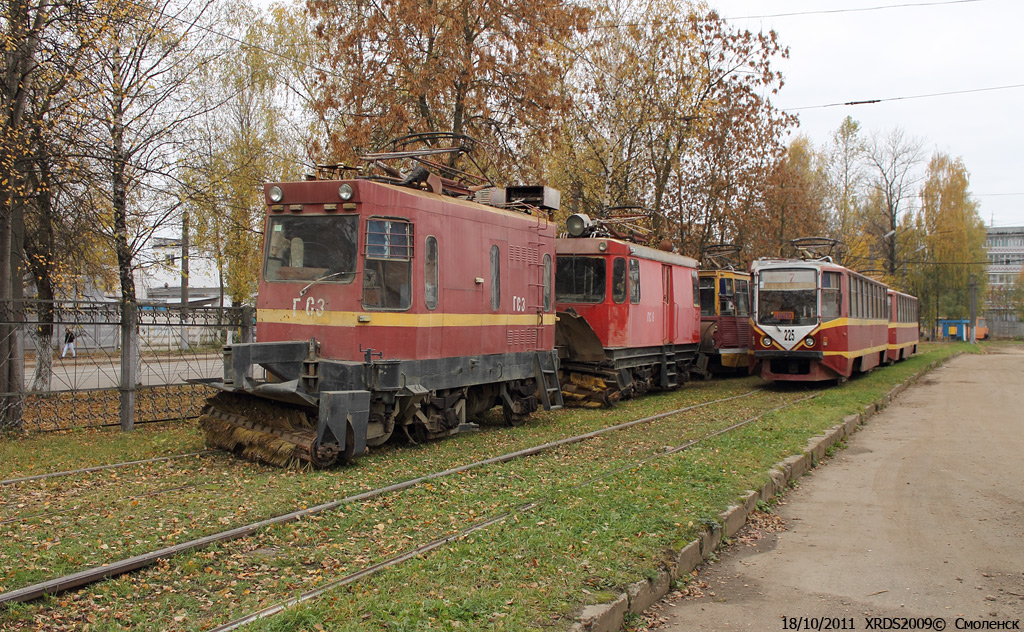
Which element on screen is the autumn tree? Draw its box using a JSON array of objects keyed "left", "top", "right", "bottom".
[
  {"left": 307, "top": 0, "right": 591, "bottom": 175},
  {"left": 547, "top": 3, "right": 793, "bottom": 260},
  {"left": 864, "top": 127, "right": 925, "bottom": 276},
  {"left": 755, "top": 136, "right": 829, "bottom": 257},
  {"left": 912, "top": 153, "right": 986, "bottom": 328},
  {"left": 184, "top": 0, "right": 307, "bottom": 307},
  {"left": 0, "top": 0, "right": 113, "bottom": 423},
  {"left": 76, "top": 0, "right": 224, "bottom": 310},
  {"left": 822, "top": 116, "right": 866, "bottom": 264}
]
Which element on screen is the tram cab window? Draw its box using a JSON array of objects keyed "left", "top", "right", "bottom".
[
  {"left": 718, "top": 278, "right": 735, "bottom": 315},
  {"left": 612, "top": 257, "right": 627, "bottom": 303},
  {"left": 698, "top": 276, "right": 716, "bottom": 316},
  {"left": 265, "top": 215, "right": 358, "bottom": 283},
  {"left": 363, "top": 218, "right": 412, "bottom": 310},
  {"left": 424, "top": 236, "right": 438, "bottom": 310},
  {"left": 821, "top": 272, "right": 841, "bottom": 321},
  {"left": 629, "top": 259, "right": 641, "bottom": 304},
  {"left": 735, "top": 279, "right": 750, "bottom": 317},
  {"left": 757, "top": 269, "right": 817, "bottom": 326},
  {"left": 556, "top": 256, "right": 606, "bottom": 303}
]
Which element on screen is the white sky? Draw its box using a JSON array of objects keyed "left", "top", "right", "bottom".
[{"left": 710, "top": 0, "right": 1024, "bottom": 228}]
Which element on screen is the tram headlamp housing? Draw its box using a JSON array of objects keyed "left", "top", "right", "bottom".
[
  {"left": 566, "top": 213, "right": 592, "bottom": 237},
  {"left": 804, "top": 336, "right": 815, "bottom": 347},
  {"left": 338, "top": 184, "right": 354, "bottom": 201},
  {"left": 268, "top": 185, "right": 284, "bottom": 203},
  {"left": 761, "top": 336, "right": 772, "bottom": 348}
]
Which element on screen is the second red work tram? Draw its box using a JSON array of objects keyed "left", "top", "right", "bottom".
[{"left": 554, "top": 215, "right": 702, "bottom": 403}]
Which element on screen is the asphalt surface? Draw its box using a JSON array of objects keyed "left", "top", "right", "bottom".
[{"left": 650, "top": 346, "right": 1024, "bottom": 632}]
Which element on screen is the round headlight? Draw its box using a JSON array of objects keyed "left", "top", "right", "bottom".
[
  {"left": 804, "top": 336, "right": 815, "bottom": 347},
  {"left": 268, "top": 185, "right": 283, "bottom": 203},
  {"left": 338, "top": 184, "right": 354, "bottom": 201},
  {"left": 598, "top": 241, "right": 608, "bottom": 251},
  {"left": 761, "top": 336, "right": 772, "bottom": 347},
  {"left": 566, "top": 213, "right": 591, "bottom": 237}
]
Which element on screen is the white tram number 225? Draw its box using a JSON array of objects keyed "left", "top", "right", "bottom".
[{"left": 782, "top": 329, "right": 796, "bottom": 342}]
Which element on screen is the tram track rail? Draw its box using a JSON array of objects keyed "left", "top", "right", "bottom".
[
  {"left": 0, "top": 451, "right": 216, "bottom": 487},
  {"left": 0, "top": 387, "right": 771, "bottom": 607},
  {"left": 208, "top": 392, "right": 820, "bottom": 631}
]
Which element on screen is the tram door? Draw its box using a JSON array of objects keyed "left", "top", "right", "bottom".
[{"left": 662, "top": 264, "right": 675, "bottom": 343}]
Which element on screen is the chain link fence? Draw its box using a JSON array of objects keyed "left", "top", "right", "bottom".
[{"left": 0, "top": 300, "right": 252, "bottom": 433}]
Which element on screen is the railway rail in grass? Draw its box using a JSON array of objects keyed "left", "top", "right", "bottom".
[
  {"left": 185, "top": 393, "right": 820, "bottom": 632},
  {"left": 0, "top": 388, "right": 770, "bottom": 607},
  {"left": 0, "top": 451, "right": 215, "bottom": 487},
  {"left": 4, "top": 343, "right": 957, "bottom": 632}
]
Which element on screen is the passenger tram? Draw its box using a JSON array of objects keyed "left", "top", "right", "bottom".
[
  {"left": 749, "top": 239, "right": 918, "bottom": 382},
  {"left": 554, "top": 213, "right": 701, "bottom": 404},
  {"left": 697, "top": 245, "right": 751, "bottom": 374},
  {"left": 887, "top": 289, "right": 919, "bottom": 362}
]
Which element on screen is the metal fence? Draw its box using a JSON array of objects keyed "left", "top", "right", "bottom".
[
  {"left": 987, "top": 311, "right": 1024, "bottom": 339},
  {"left": 0, "top": 300, "right": 252, "bottom": 433}
]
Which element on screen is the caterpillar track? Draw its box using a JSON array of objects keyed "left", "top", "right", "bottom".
[{"left": 198, "top": 393, "right": 342, "bottom": 468}]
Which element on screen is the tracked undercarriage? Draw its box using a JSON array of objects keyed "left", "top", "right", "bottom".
[
  {"left": 197, "top": 339, "right": 562, "bottom": 468},
  {"left": 555, "top": 310, "right": 701, "bottom": 407}
]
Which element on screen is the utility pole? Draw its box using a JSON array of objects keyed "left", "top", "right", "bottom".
[
  {"left": 969, "top": 274, "right": 978, "bottom": 344},
  {"left": 180, "top": 209, "right": 190, "bottom": 350}
]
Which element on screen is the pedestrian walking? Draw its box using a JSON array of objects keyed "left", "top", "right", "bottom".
[{"left": 61, "top": 328, "right": 76, "bottom": 358}]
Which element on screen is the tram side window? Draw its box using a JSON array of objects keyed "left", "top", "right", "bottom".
[
  {"left": 699, "top": 276, "right": 716, "bottom": 316},
  {"left": 692, "top": 269, "right": 700, "bottom": 307},
  {"left": 629, "top": 259, "right": 641, "bottom": 304},
  {"left": 543, "top": 253, "right": 552, "bottom": 312},
  {"left": 821, "top": 272, "right": 841, "bottom": 321},
  {"left": 850, "top": 278, "right": 857, "bottom": 318},
  {"left": 424, "top": 236, "right": 438, "bottom": 310},
  {"left": 612, "top": 257, "right": 627, "bottom": 303},
  {"left": 363, "top": 218, "right": 412, "bottom": 310},
  {"left": 490, "top": 245, "right": 501, "bottom": 310},
  {"left": 735, "top": 279, "right": 750, "bottom": 317}
]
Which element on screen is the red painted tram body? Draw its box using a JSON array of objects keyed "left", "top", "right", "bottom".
[
  {"left": 750, "top": 258, "right": 916, "bottom": 382},
  {"left": 554, "top": 227, "right": 701, "bottom": 399},
  {"left": 205, "top": 167, "right": 564, "bottom": 466},
  {"left": 887, "top": 289, "right": 920, "bottom": 363}
]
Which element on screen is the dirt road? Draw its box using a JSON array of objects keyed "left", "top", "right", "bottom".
[{"left": 651, "top": 346, "right": 1024, "bottom": 631}]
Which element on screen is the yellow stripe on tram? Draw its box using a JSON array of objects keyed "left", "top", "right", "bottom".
[{"left": 258, "top": 308, "right": 557, "bottom": 329}]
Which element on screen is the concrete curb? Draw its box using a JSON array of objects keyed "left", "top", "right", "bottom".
[{"left": 568, "top": 352, "right": 961, "bottom": 632}]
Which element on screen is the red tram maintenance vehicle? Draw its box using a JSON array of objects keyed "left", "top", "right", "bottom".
[
  {"left": 750, "top": 240, "right": 907, "bottom": 382},
  {"left": 887, "top": 289, "right": 919, "bottom": 362},
  {"left": 554, "top": 214, "right": 701, "bottom": 404},
  {"left": 199, "top": 135, "right": 564, "bottom": 467},
  {"left": 697, "top": 245, "right": 752, "bottom": 374}
]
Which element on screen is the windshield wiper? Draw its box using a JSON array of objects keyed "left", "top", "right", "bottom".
[{"left": 299, "top": 271, "right": 349, "bottom": 296}]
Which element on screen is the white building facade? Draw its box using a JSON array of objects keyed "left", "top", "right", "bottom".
[{"left": 984, "top": 226, "right": 1024, "bottom": 337}]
